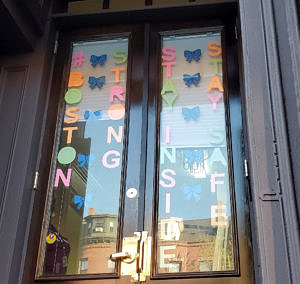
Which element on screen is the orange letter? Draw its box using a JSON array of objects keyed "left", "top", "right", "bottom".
[
  {"left": 111, "top": 68, "right": 125, "bottom": 84},
  {"left": 68, "top": 72, "right": 84, "bottom": 87},
  {"left": 64, "top": 107, "right": 79, "bottom": 124},
  {"left": 208, "top": 41, "right": 222, "bottom": 57},
  {"left": 63, "top": 126, "right": 78, "bottom": 144},
  {"left": 206, "top": 76, "right": 224, "bottom": 92}
]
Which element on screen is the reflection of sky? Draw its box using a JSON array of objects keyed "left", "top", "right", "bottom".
[
  {"left": 159, "top": 33, "right": 231, "bottom": 220},
  {"left": 70, "top": 39, "right": 128, "bottom": 217},
  {"left": 83, "top": 117, "right": 123, "bottom": 217}
]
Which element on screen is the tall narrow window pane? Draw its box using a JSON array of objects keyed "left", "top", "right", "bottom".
[
  {"left": 38, "top": 38, "right": 128, "bottom": 276},
  {"left": 156, "top": 32, "right": 236, "bottom": 274}
]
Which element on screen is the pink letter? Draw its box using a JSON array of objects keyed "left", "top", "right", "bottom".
[
  {"left": 162, "top": 46, "right": 176, "bottom": 61},
  {"left": 162, "top": 62, "right": 176, "bottom": 78},
  {"left": 165, "top": 126, "right": 170, "bottom": 144},
  {"left": 54, "top": 169, "right": 72, "bottom": 187},
  {"left": 207, "top": 93, "right": 223, "bottom": 110},
  {"left": 102, "top": 150, "right": 120, "bottom": 168},
  {"left": 210, "top": 173, "right": 225, "bottom": 192},
  {"left": 165, "top": 192, "right": 170, "bottom": 214},
  {"left": 110, "top": 86, "right": 125, "bottom": 102},
  {"left": 160, "top": 169, "right": 176, "bottom": 188}
]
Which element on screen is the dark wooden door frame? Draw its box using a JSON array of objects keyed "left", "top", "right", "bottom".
[{"left": 13, "top": 1, "right": 300, "bottom": 284}]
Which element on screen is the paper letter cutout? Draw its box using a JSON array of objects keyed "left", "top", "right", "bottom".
[
  {"left": 165, "top": 126, "right": 170, "bottom": 144},
  {"left": 102, "top": 150, "right": 120, "bottom": 168},
  {"left": 111, "top": 68, "right": 125, "bottom": 84},
  {"left": 162, "top": 62, "right": 176, "bottom": 78},
  {"left": 161, "top": 80, "right": 178, "bottom": 107},
  {"left": 64, "top": 89, "right": 82, "bottom": 105},
  {"left": 159, "top": 169, "right": 176, "bottom": 188},
  {"left": 209, "top": 126, "right": 225, "bottom": 145},
  {"left": 54, "top": 168, "right": 72, "bottom": 187},
  {"left": 64, "top": 107, "right": 79, "bottom": 124},
  {"left": 68, "top": 72, "right": 83, "bottom": 87},
  {"left": 207, "top": 41, "right": 222, "bottom": 57},
  {"left": 207, "top": 93, "right": 223, "bottom": 110},
  {"left": 165, "top": 192, "right": 170, "bottom": 214},
  {"left": 110, "top": 86, "right": 125, "bottom": 102},
  {"left": 72, "top": 51, "right": 85, "bottom": 67},
  {"left": 114, "top": 49, "right": 127, "bottom": 64},
  {"left": 63, "top": 126, "right": 78, "bottom": 144},
  {"left": 107, "top": 126, "right": 123, "bottom": 143},
  {"left": 211, "top": 201, "right": 228, "bottom": 226},
  {"left": 208, "top": 148, "right": 227, "bottom": 167},
  {"left": 210, "top": 173, "right": 225, "bottom": 193},
  {"left": 206, "top": 75, "right": 224, "bottom": 92},
  {"left": 162, "top": 46, "right": 176, "bottom": 61},
  {"left": 108, "top": 104, "right": 125, "bottom": 120},
  {"left": 57, "top": 146, "right": 76, "bottom": 164},
  {"left": 160, "top": 246, "right": 176, "bottom": 268},
  {"left": 160, "top": 147, "right": 176, "bottom": 164},
  {"left": 209, "top": 58, "right": 222, "bottom": 74}
]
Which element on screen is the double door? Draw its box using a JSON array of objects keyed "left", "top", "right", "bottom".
[{"left": 33, "top": 20, "right": 254, "bottom": 284}]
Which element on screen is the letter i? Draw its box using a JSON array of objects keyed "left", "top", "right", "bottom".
[
  {"left": 165, "top": 192, "right": 170, "bottom": 214},
  {"left": 166, "top": 126, "right": 170, "bottom": 144}
]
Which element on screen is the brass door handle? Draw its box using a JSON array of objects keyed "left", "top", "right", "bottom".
[{"left": 110, "top": 251, "right": 139, "bottom": 264}]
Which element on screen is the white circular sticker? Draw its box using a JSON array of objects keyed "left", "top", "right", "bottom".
[{"left": 126, "top": 187, "right": 137, "bottom": 198}]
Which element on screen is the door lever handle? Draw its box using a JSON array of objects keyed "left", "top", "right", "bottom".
[{"left": 110, "top": 251, "right": 139, "bottom": 263}]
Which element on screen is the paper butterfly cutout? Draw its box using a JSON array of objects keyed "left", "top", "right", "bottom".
[
  {"left": 77, "top": 154, "right": 95, "bottom": 168},
  {"left": 183, "top": 184, "right": 202, "bottom": 201},
  {"left": 182, "top": 106, "right": 200, "bottom": 121},
  {"left": 84, "top": 110, "right": 101, "bottom": 120},
  {"left": 184, "top": 149, "right": 204, "bottom": 166},
  {"left": 184, "top": 49, "right": 201, "bottom": 63},
  {"left": 88, "top": 76, "right": 105, "bottom": 89},
  {"left": 73, "top": 194, "right": 92, "bottom": 210},
  {"left": 90, "top": 54, "right": 107, "bottom": 67},
  {"left": 183, "top": 73, "right": 201, "bottom": 87}
]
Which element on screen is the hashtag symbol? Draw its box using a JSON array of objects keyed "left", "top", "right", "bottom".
[{"left": 72, "top": 51, "right": 85, "bottom": 67}]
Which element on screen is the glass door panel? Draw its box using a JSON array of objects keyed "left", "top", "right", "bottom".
[
  {"left": 37, "top": 37, "right": 129, "bottom": 277},
  {"left": 156, "top": 32, "right": 236, "bottom": 275}
]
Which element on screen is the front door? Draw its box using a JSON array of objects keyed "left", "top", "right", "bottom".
[{"left": 31, "top": 19, "right": 254, "bottom": 284}]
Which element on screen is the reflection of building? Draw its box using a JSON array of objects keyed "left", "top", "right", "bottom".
[
  {"left": 158, "top": 218, "right": 232, "bottom": 273},
  {"left": 79, "top": 209, "right": 117, "bottom": 274}
]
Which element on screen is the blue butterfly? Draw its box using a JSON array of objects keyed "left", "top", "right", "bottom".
[
  {"left": 73, "top": 194, "right": 92, "bottom": 210},
  {"left": 184, "top": 49, "right": 201, "bottom": 63},
  {"left": 77, "top": 154, "right": 95, "bottom": 168},
  {"left": 182, "top": 106, "right": 200, "bottom": 121},
  {"left": 183, "top": 184, "right": 202, "bottom": 201},
  {"left": 184, "top": 149, "right": 204, "bottom": 166},
  {"left": 90, "top": 54, "right": 107, "bottom": 67},
  {"left": 84, "top": 110, "right": 101, "bottom": 120},
  {"left": 88, "top": 76, "right": 105, "bottom": 89},
  {"left": 183, "top": 73, "right": 201, "bottom": 87}
]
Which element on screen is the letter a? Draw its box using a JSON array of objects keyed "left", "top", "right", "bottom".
[{"left": 206, "top": 75, "right": 224, "bottom": 92}]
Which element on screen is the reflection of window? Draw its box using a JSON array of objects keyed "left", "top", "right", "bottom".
[
  {"left": 80, "top": 258, "right": 88, "bottom": 273},
  {"left": 199, "top": 261, "right": 212, "bottom": 272},
  {"left": 168, "top": 261, "right": 181, "bottom": 272},
  {"left": 109, "top": 222, "right": 114, "bottom": 232},
  {"left": 107, "top": 259, "right": 115, "bottom": 272},
  {"left": 95, "top": 223, "right": 104, "bottom": 232}
]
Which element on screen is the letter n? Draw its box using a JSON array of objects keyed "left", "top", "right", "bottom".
[
  {"left": 160, "top": 147, "right": 176, "bottom": 164},
  {"left": 54, "top": 169, "right": 72, "bottom": 187}
]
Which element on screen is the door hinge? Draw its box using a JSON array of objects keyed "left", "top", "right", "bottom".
[
  {"left": 244, "top": 159, "right": 249, "bottom": 177},
  {"left": 33, "top": 171, "right": 39, "bottom": 190},
  {"left": 235, "top": 25, "right": 238, "bottom": 40},
  {"left": 53, "top": 40, "right": 58, "bottom": 55}
]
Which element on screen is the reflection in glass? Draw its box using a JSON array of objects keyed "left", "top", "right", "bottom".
[
  {"left": 39, "top": 38, "right": 128, "bottom": 276},
  {"left": 157, "top": 32, "right": 235, "bottom": 273}
]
